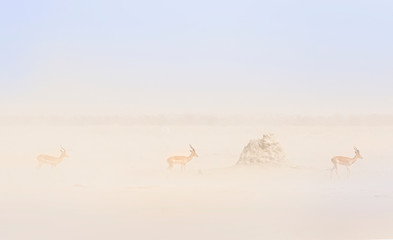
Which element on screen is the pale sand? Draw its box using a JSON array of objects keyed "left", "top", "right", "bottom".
[{"left": 1, "top": 125, "right": 393, "bottom": 239}]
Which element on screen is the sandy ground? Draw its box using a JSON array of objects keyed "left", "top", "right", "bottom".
[{"left": 1, "top": 125, "right": 393, "bottom": 239}]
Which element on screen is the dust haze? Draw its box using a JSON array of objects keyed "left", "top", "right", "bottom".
[
  {"left": 3, "top": 0, "right": 393, "bottom": 239},
  {"left": 1, "top": 120, "right": 393, "bottom": 240}
]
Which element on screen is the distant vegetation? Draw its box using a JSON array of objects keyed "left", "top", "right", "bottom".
[{"left": 1, "top": 114, "right": 393, "bottom": 126}]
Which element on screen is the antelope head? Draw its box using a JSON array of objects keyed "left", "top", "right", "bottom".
[
  {"left": 189, "top": 144, "right": 198, "bottom": 157},
  {"left": 354, "top": 146, "right": 363, "bottom": 159},
  {"left": 60, "top": 146, "right": 69, "bottom": 158}
]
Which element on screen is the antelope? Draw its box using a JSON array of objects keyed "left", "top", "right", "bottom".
[
  {"left": 331, "top": 146, "right": 363, "bottom": 178},
  {"left": 167, "top": 144, "right": 198, "bottom": 170},
  {"left": 37, "top": 146, "right": 68, "bottom": 169}
]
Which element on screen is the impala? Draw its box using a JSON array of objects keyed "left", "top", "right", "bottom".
[
  {"left": 331, "top": 146, "right": 363, "bottom": 177},
  {"left": 37, "top": 146, "right": 68, "bottom": 169},
  {"left": 167, "top": 144, "right": 198, "bottom": 170}
]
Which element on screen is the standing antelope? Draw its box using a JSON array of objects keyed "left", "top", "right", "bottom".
[
  {"left": 37, "top": 146, "right": 68, "bottom": 169},
  {"left": 167, "top": 144, "right": 198, "bottom": 170},
  {"left": 331, "top": 146, "right": 363, "bottom": 178}
]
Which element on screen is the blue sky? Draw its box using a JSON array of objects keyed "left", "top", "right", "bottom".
[{"left": 1, "top": 0, "right": 393, "bottom": 115}]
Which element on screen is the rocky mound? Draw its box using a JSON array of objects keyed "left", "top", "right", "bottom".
[{"left": 236, "top": 133, "right": 286, "bottom": 166}]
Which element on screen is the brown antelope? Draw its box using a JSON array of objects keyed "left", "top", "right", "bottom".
[
  {"left": 331, "top": 146, "right": 363, "bottom": 177},
  {"left": 167, "top": 144, "right": 198, "bottom": 170},
  {"left": 37, "top": 146, "right": 68, "bottom": 169}
]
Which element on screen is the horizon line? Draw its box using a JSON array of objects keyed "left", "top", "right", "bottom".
[{"left": 1, "top": 113, "right": 393, "bottom": 126}]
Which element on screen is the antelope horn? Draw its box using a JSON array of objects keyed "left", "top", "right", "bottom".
[{"left": 189, "top": 144, "right": 195, "bottom": 151}]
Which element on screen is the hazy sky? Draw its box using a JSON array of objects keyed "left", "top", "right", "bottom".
[{"left": 1, "top": 0, "right": 393, "bottom": 115}]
